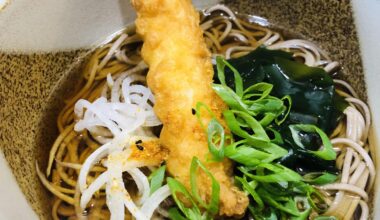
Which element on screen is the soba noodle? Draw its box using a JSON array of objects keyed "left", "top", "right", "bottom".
[{"left": 37, "top": 5, "right": 375, "bottom": 220}]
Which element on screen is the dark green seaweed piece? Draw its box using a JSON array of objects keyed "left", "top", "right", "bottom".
[{"left": 213, "top": 47, "right": 346, "bottom": 173}]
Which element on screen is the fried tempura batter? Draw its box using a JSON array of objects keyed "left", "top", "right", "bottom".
[
  {"left": 131, "top": 0, "right": 248, "bottom": 216},
  {"left": 129, "top": 139, "right": 169, "bottom": 166}
]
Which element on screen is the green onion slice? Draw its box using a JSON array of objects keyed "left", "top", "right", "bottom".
[
  {"left": 190, "top": 157, "right": 220, "bottom": 216},
  {"left": 289, "top": 124, "right": 336, "bottom": 160},
  {"left": 303, "top": 172, "right": 338, "bottom": 185},
  {"left": 207, "top": 119, "right": 225, "bottom": 161},
  {"left": 239, "top": 164, "right": 302, "bottom": 183},
  {"left": 167, "top": 177, "right": 202, "bottom": 220},
  {"left": 216, "top": 56, "right": 244, "bottom": 97},
  {"left": 148, "top": 165, "right": 166, "bottom": 195}
]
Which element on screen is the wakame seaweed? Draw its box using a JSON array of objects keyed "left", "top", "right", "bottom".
[{"left": 213, "top": 47, "right": 346, "bottom": 174}]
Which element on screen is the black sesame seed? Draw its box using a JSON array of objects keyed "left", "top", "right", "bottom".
[
  {"left": 135, "top": 140, "right": 143, "bottom": 145},
  {"left": 136, "top": 144, "right": 144, "bottom": 151},
  {"left": 191, "top": 108, "right": 196, "bottom": 115}
]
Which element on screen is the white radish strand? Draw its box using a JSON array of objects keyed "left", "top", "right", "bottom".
[
  {"left": 75, "top": 70, "right": 170, "bottom": 219},
  {"left": 127, "top": 168, "right": 150, "bottom": 205},
  {"left": 106, "top": 178, "right": 126, "bottom": 220},
  {"left": 78, "top": 142, "right": 111, "bottom": 191},
  {"left": 106, "top": 148, "right": 128, "bottom": 220},
  {"left": 141, "top": 184, "right": 172, "bottom": 219},
  {"left": 75, "top": 72, "right": 156, "bottom": 138},
  {"left": 80, "top": 171, "right": 109, "bottom": 209}
]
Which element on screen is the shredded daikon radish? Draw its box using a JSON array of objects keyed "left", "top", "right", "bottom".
[{"left": 75, "top": 72, "right": 169, "bottom": 220}]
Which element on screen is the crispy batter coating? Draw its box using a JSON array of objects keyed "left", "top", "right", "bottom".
[
  {"left": 131, "top": 0, "right": 248, "bottom": 216},
  {"left": 129, "top": 139, "right": 168, "bottom": 166}
]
